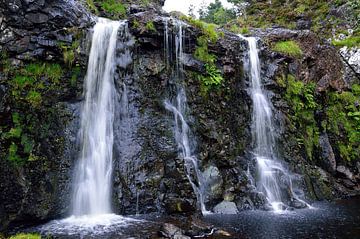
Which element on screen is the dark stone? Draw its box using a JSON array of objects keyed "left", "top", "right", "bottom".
[
  {"left": 0, "top": 84, "right": 7, "bottom": 113},
  {"left": 25, "top": 13, "right": 48, "bottom": 24},
  {"left": 319, "top": 133, "right": 337, "bottom": 173},
  {"left": 296, "top": 19, "right": 312, "bottom": 30}
]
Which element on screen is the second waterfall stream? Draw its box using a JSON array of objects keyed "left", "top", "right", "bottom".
[{"left": 240, "top": 35, "right": 310, "bottom": 212}]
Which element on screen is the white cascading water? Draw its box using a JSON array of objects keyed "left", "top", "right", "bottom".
[
  {"left": 72, "top": 18, "right": 119, "bottom": 216},
  {"left": 240, "top": 35, "right": 309, "bottom": 211},
  {"left": 38, "top": 18, "right": 141, "bottom": 236},
  {"left": 163, "top": 19, "right": 209, "bottom": 214}
]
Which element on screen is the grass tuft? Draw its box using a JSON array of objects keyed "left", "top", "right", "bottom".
[{"left": 272, "top": 40, "right": 303, "bottom": 58}]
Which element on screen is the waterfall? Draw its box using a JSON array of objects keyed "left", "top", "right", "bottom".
[
  {"left": 240, "top": 35, "right": 309, "bottom": 211},
  {"left": 71, "top": 18, "right": 120, "bottom": 216},
  {"left": 163, "top": 19, "right": 209, "bottom": 215}
]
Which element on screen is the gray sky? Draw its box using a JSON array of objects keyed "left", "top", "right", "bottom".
[{"left": 163, "top": 0, "right": 233, "bottom": 17}]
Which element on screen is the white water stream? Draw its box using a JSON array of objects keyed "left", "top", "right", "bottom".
[
  {"left": 240, "top": 35, "right": 309, "bottom": 211},
  {"left": 71, "top": 18, "right": 120, "bottom": 216},
  {"left": 164, "top": 19, "right": 210, "bottom": 215}
]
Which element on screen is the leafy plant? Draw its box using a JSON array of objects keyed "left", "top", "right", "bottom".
[
  {"left": 181, "top": 16, "right": 224, "bottom": 92},
  {"left": 282, "top": 74, "right": 319, "bottom": 160},
  {"left": 326, "top": 84, "right": 360, "bottom": 161},
  {"left": 145, "top": 21, "right": 156, "bottom": 32}
]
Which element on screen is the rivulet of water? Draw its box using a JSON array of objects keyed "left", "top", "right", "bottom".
[{"left": 163, "top": 18, "right": 210, "bottom": 215}]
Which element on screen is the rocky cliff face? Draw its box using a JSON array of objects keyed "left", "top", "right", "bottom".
[
  {"left": 0, "top": 0, "right": 92, "bottom": 230},
  {"left": 0, "top": 0, "right": 359, "bottom": 233}
]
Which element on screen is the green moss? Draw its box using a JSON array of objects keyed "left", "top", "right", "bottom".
[
  {"left": 2, "top": 62, "right": 67, "bottom": 165},
  {"left": 21, "top": 134, "right": 34, "bottom": 154},
  {"left": 9, "top": 233, "right": 41, "bottom": 239},
  {"left": 70, "top": 67, "right": 81, "bottom": 87},
  {"left": 86, "top": 0, "right": 99, "bottom": 14},
  {"left": 24, "top": 63, "right": 45, "bottom": 78},
  {"left": 181, "top": 16, "right": 219, "bottom": 43},
  {"left": 11, "top": 75, "right": 35, "bottom": 89},
  {"left": 26, "top": 90, "right": 42, "bottom": 107},
  {"left": 8, "top": 142, "right": 23, "bottom": 163},
  {"left": 227, "top": 24, "right": 249, "bottom": 34},
  {"left": 58, "top": 41, "right": 79, "bottom": 67},
  {"left": 326, "top": 84, "right": 360, "bottom": 161},
  {"left": 6, "top": 127, "right": 22, "bottom": 139},
  {"left": 194, "top": 36, "right": 216, "bottom": 64},
  {"left": 45, "top": 63, "right": 63, "bottom": 83},
  {"left": 332, "top": 36, "right": 360, "bottom": 48},
  {"left": 272, "top": 40, "right": 303, "bottom": 58},
  {"left": 145, "top": 21, "right": 156, "bottom": 32},
  {"left": 181, "top": 16, "right": 224, "bottom": 93},
  {"left": 132, "top": 20, "right": 140, "bottom": 29},
  {"left": 282, "top": 74, "right": 319, "bottom": 160},
  {"left": 97, "top": 0, "right": 126, "bottom": 18}
]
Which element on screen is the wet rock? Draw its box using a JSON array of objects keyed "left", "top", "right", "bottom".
[
  {"left": 337, "top": 166, "right": 355, "bottom": 181},
  {"left": 213, "top": 201, "right": 239, "bottom": 214},
  {"left": 296, "top": 19, "right": 312, "bottom": 30},
  {"left": 159, "top": 223, "right": 190, "bottom": 239},
  {"left": 25, "top": 13, "right": 48, "bottom": 24},
  {"left": 164, "top": 197, "right": 195, "bottom": 214},
  {"left": 0, "top": 84, "right": 7, "bottom": 113},
  {"left": 203, "top": 166, "right": 223, "bottom": 204},
  {"left": 319, "top": 133, "right": 337, "bottom": 173},
  {"left": 290, "top": 199, "right": 307, "bottom": 209}
]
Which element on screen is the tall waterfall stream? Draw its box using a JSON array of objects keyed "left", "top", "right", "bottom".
[{"left": 241, "top": 35, "right": 310, "bottom": 212}]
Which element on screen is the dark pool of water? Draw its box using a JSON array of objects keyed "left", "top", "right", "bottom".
[
  {"left": 12, "top": 197, "right": 360, "bottom": 239},
  {"left": 205, "top": 197, "right": 360, "bottom": 239}
]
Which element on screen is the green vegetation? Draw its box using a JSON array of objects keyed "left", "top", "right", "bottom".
[
  {"left": 84, "top": 0, "right": 127, "bottom": 19},
  {"left": 279, "top": 71, "right": 360, "bottom": 162},
  {"left": 229, "top": 25, "right": 249, "bottom": 34},
  {"left": 272, "top": 41, "right": 303, "bottom": 58},
  {"left": 58, "top": 40, "right": 80, "bottom": 67},
  {"left": 145, "top": 21, "right": 156, "bottom": 32},
  {"left": 70, "top": 66, "right": 82, "bottom": 87},
  {"left": 181, "top": 16, "right": 224, "bottom": 93},
  {"left": 281, "top": 74, "right": 319, "bottom": 160},
  {"left": 9, "top": 233, "right": 41, "bottom": 239},
  {"left": 0, "top": 61, "right": 66, "bottom": 165},
  {"left": 132, "top": 19, "right": 140, "bottom": 29},
  {"left": 199, "top": 0, "right": 236, "bottom": 25},
  {"left": 98, "top": 0, "right": 126, "bottom": 18},
  {"left": 332, "top": 36, "right": 360, "bottom": 48},
  {"left": 85, "top": 0, "right": 99, "bottom": 14},
  {"left": 326, "top": 84, "right": 360, "bottom": 161},
  {"left": 195, "top": 0, "right": 359, "bottom": 46}
]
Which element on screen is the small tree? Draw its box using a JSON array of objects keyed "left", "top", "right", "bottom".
[{"left": 199, "top": 0, "right": 236, "bottom": 25}]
